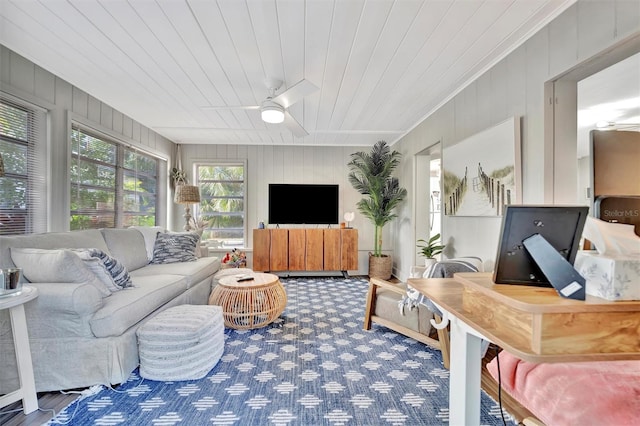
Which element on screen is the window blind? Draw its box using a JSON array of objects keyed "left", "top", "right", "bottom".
[
  {"left": 0, "top": 98, "right": 47, "bottom": 235},
  {"left": 70, "top": 125, "right": 160, "bottom": 229}
]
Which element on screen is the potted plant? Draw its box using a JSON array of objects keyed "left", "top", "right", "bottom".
[
  {"left": 417, "top": 233, "right": 446, "bottom": 268},
  {"left": 348, "top": 141, "right": 407, "bottom": 279}
]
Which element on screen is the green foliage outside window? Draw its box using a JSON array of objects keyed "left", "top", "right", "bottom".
[
  {"left": 197, "top": 164, "right": 245, "bottom": 247},
  {"left": 70, "top": 127, "right": 159, "bottom": 230}
]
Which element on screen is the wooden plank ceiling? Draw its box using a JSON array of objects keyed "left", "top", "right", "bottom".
[{"left": 0, "top": 0, "right": 576, "bottom": 146}]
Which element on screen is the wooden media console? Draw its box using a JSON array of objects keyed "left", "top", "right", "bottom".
[{"left": 253, "top": 228, "right": 358, "bottom": 275}]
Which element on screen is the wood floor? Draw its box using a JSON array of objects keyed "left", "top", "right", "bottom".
[{"left": 0, "top": 392, "right": 77, "bottom": 426}]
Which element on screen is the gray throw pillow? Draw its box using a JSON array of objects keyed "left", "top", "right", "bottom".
[{"left": 151, "top": 232, "right": 199, "bottom": 264}]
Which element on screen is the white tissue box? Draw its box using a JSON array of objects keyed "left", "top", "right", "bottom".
[{"left": 575, "top": 251, "right": 640, "bottom": 301}]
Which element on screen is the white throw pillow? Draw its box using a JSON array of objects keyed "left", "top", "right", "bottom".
[{"left": 10, "top": 248, "right": 112, "bottom": 297}]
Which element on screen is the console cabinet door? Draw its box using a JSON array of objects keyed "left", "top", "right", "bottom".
[
  {"left": 323, "top": 229, "right": 341, "bottom": 271},
  {"left": 253, "top": 229, "right": 270, "bottom": 271},
  {"left": 341, "top": 229, "right": 358, "bottom": 271},
  {"left": 270, "top": 229, "right": 289, "bottom": 271},
  {"left": 305, "top": 229, "right": 324, "bottom": 270},
  {"left": 288, "top": 229, "right": 306, "bottom": 271}
]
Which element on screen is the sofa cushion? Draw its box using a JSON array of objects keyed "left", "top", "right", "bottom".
[
  {"left": 100, "top": 228, "right": 149, "bottom": 272},
  {"left": 130, "top": 257, "right": 220, "bottom": 288},
  {"left": 26, "top": 282, "right": 104, "bottom": 339},
  {"left": 0, "top": 229, "right": 111, "bottom": 269},
  {"left": 151, "top": 232, "right": 199, "bottom": 264},
  {"left": 89, "top": 274, "right": 188, "bottom": 338},
  {"left": 129, "top": 226, "right": 163, "bottom": 261},
  {"left": 487, "top": 351, "right": 640, "bottom": 426},
  {"left": 10, "top": 248, "right": 111, "bottom": 297},
  {"left": 374, "top": 283, "right": 432, "bottom": 335}
]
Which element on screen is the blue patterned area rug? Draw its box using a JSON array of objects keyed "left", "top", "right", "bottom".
[{"left": 48, "top": 277, "right": 515, "bottom": 425}]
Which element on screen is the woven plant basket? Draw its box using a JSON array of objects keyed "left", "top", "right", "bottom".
[{"left": 368, "top": 253, "right": 393, "bottom": 280}]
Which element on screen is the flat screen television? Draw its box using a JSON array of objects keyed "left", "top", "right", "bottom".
[
  {"left": 493, "top": 205, "right": 589, "bottom": 287},
  {"left": 268, "top": 184, "right": 339, "bottom": 225}
]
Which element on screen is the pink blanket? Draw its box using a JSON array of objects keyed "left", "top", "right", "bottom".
[{"left": 486, "top": 352, "right": 640, "bottom": 426}]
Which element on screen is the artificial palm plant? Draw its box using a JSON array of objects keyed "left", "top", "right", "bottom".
[{"left": 348, "top": 141, "right": 407, "bottom": 273}]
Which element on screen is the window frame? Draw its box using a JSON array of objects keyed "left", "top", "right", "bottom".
[
  {"left": 194, "top": 160, "right": 247, "bottom": 249},
  {"left": 69, "top": 122, "right": 163, "bottom": 230},
  {"left": 0, "top": 95, "right": 48, "bottom": 235}
]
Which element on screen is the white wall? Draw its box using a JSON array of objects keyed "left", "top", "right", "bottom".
[
  {"left": 0, "top": 46, "right": 175, "bottom": 231},
  {"left": 392, "top": 1, "right": 640, "bottom": 280}
]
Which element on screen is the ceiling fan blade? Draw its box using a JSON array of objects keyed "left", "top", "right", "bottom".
[
  {"left": 201, "top": 105, "right": 260, "bottom": 110},
  {"left": 272, "top": 79, "right": 318, "bottom": 108},
  {"left": 283, "top": 111, "right": 308, "bottom": 138}
]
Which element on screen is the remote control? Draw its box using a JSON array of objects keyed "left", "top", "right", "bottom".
[{"left": 237, "top": 275, "right": 254, "bottom": 282}]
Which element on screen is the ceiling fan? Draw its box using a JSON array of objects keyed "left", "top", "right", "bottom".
[{"left": 204, "top": 78, "right": 318, "bottom": 137}]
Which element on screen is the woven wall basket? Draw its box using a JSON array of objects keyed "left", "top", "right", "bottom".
[{"left": 368, "top": 253, "right": 393, "bottom": 280}]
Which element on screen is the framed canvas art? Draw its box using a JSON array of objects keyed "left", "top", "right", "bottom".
[{"left": 443, "top": 117, "right": 521, "bottom": 216}]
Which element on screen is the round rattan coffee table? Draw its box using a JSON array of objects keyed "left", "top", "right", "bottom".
[{"left": 209, "top": 272, "right": 287, "bottom": 330}]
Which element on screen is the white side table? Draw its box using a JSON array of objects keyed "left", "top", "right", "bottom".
[{"left": 0, "top": 286, "right": 39, "bottom": 414}]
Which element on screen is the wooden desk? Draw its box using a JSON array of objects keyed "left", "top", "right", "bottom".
[{"left": 408, "top": 272, "right": 640, "bottom": 426}]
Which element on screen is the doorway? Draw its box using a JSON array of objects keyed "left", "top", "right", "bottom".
[
  {"left": 415, "top": 143, "right": 442, "bottom": 265},
  {"left": 548, "top": 35, "right": 640, "bottom": 205}
]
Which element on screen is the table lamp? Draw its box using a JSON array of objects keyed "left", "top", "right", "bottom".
[
  {"left": 344, "top": 212, "right": 355, "bottom": 228},
  {"left": 174, "top": 185, "right": 200, "bottom": 231}
]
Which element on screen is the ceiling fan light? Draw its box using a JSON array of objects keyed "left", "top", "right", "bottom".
[{"left": 261, "top": 101, "right": 285, "bottom": 124}]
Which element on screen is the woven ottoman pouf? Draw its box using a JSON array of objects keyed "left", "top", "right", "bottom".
[{"left": 137, "top": 304, "right": 224, "bottom": 381}]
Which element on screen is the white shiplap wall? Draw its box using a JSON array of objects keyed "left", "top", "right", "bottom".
[
  {"left": 0, "top": 45, "right": 175, "bottom": 231},
  {"left": 391, "top": 1, "right": 640, "bottom": 280}
]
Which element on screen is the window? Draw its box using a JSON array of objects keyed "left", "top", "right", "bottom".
[
  {"left": 0, "top": 98, "right": 47, "bottom": 235},
  {"left": 70, "top": 126, "right": 160, "bottom": 230},
  {"left": 196, "top": 163, "right": 245, "bottom": 248}
]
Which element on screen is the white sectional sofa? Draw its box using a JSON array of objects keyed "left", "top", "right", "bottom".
[{"left": 0, "top": 228, "right": 220, "bottom": 393}]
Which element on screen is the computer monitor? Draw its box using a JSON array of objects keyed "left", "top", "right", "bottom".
[{"left": 493, "top": 205, "right": 589, "bottom": 287}]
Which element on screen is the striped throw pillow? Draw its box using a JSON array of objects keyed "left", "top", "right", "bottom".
[
  {"left": 89, "top": 249, "right": 133, "bottom": 289},
  {"left": 151, "top": 232, "right": 199, "bottom": 264}
]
